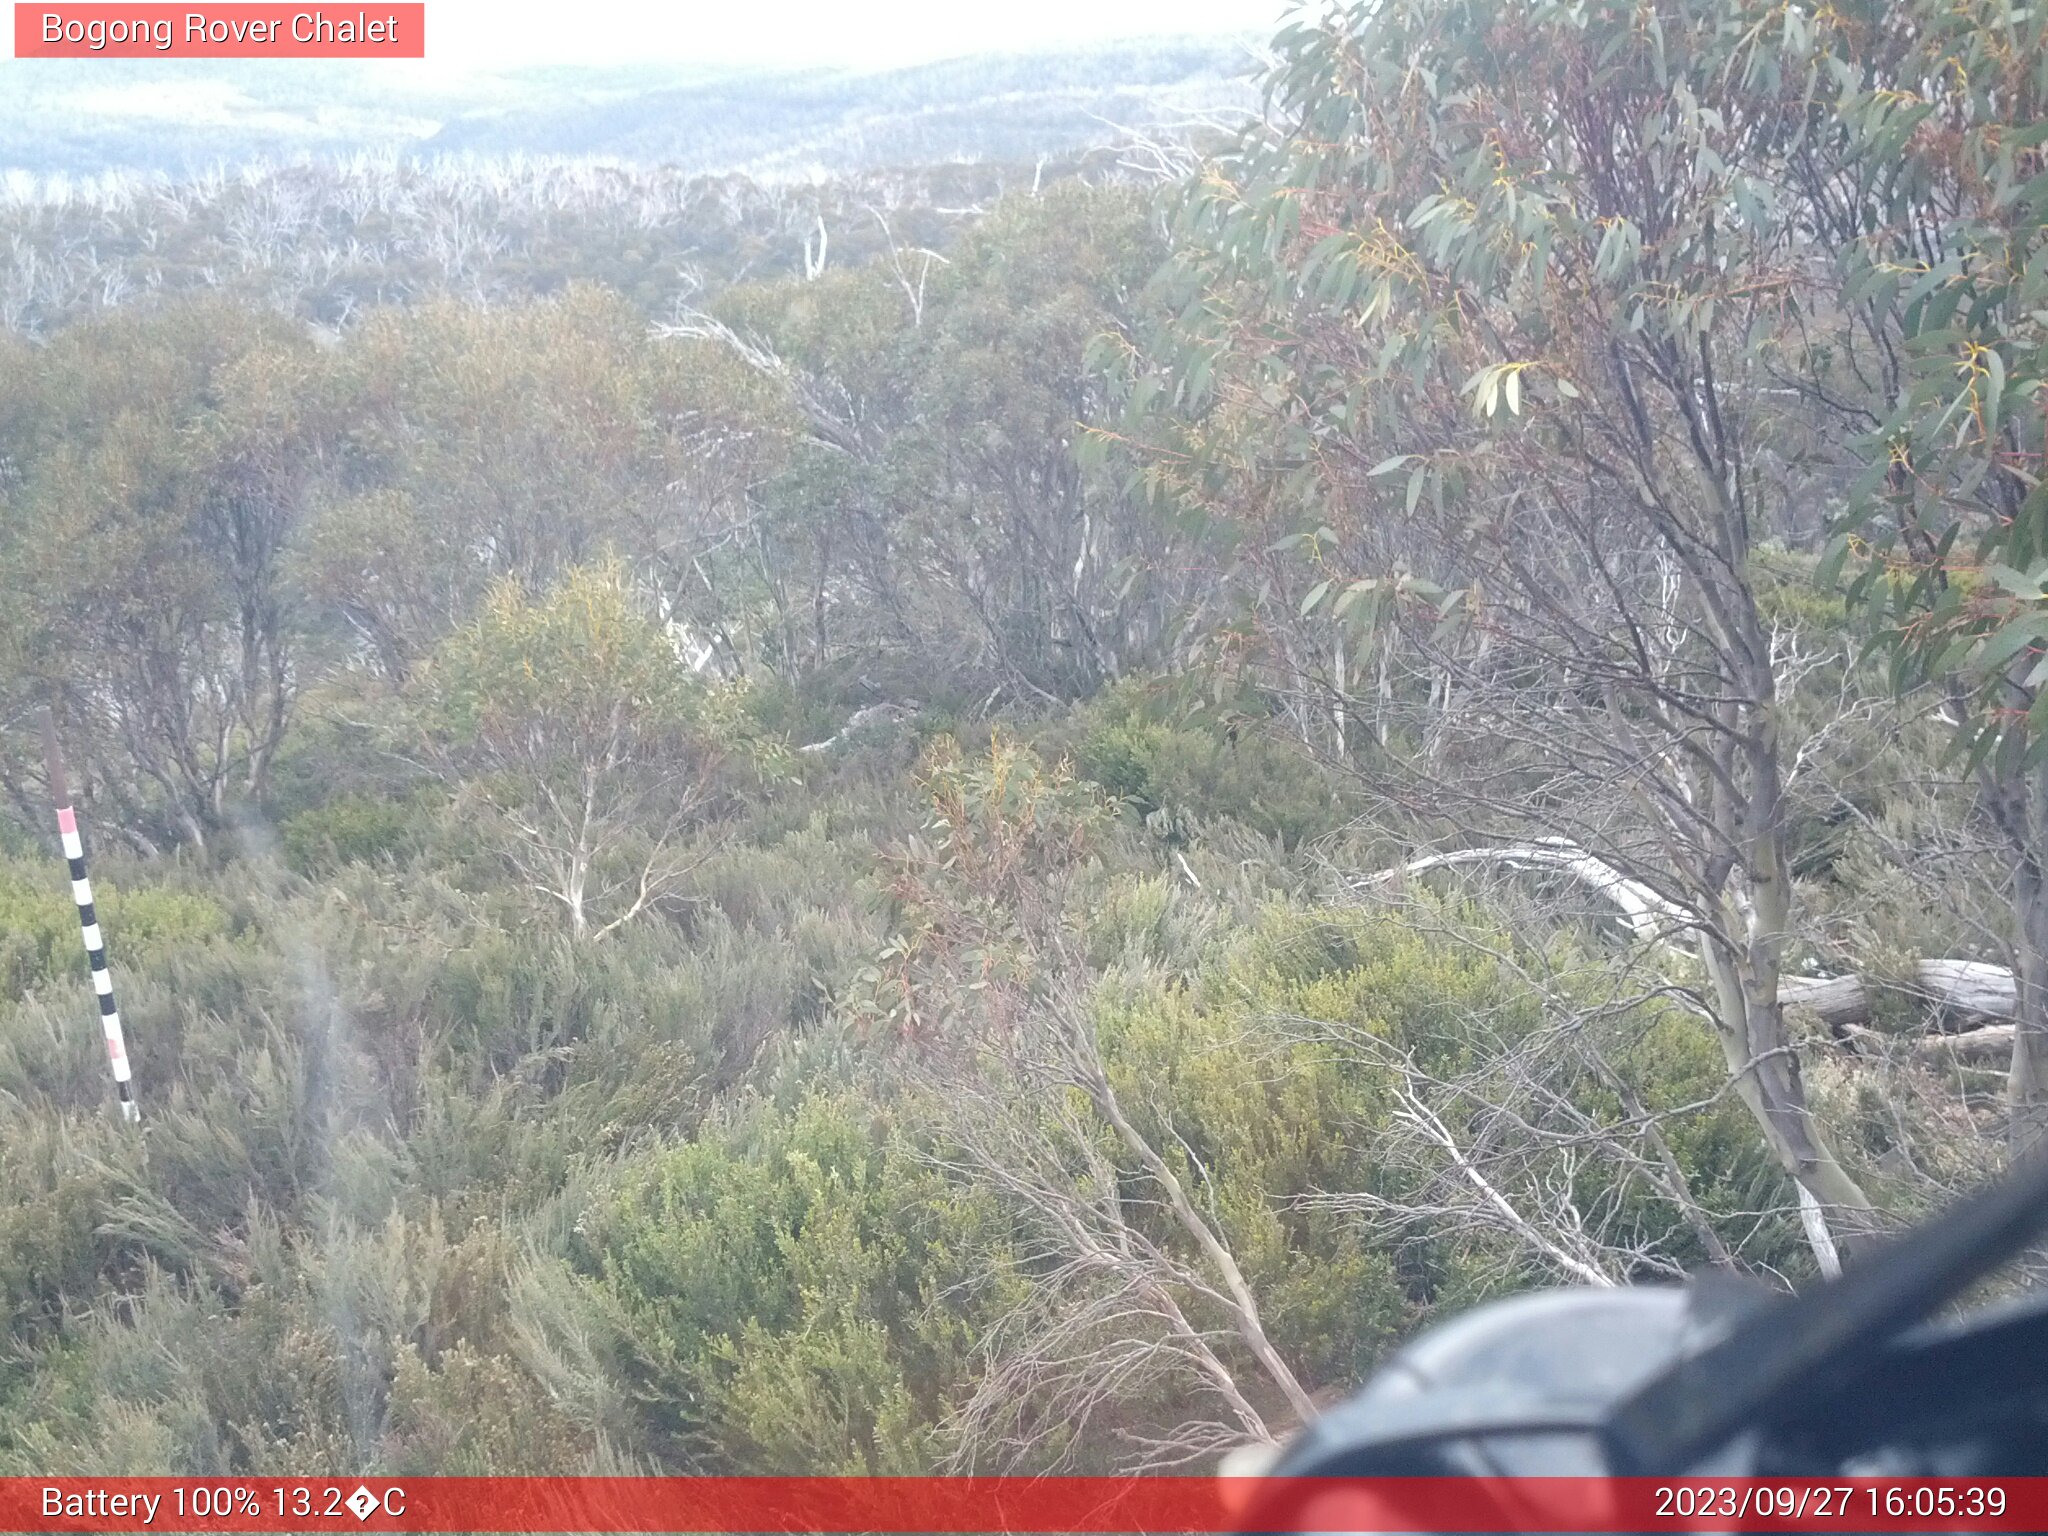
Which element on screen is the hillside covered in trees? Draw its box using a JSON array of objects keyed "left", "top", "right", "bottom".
[
  {"left": 0, "top": 40, "right": 1259, "bottom": 179},
  {"left": 0, "top": 0, "right": 2044, "bottom": 1477}
]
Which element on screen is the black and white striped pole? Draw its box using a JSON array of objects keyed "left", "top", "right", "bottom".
[{"left": 41, "top": 709, "right": 139, "bottom": 1122}]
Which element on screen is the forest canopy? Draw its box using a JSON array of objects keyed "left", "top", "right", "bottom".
[{"left": 0, "top": 0, "right": 2043, "bottom": 1475}]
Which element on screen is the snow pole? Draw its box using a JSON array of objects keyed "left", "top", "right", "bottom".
[{"left": 41, "top": 708, "right": 139, "bottom": 1122}]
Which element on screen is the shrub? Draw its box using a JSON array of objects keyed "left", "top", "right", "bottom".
[
  {"left": 1066, "top": 683, "right": 1345, "bottom": 849},
  {"left": 0, "top": 859, "right": 230, "bottom": 994},
  {"left": 279, "top": 791, "right": 434, "bottom": 877},
  {"left": 578, "top": 1093, "right": 1007, "bottom": 1471}
]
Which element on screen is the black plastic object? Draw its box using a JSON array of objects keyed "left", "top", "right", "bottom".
[
  {"left": 1266, "top": 1287, "right": 1700, "bottom": 1479},
  {"left": 1249, "top": 1152, "right": 2048, "bottom": 1519},
  {"left": 1604, "top": 1152, "right": 2048, "bottom": 1473}
]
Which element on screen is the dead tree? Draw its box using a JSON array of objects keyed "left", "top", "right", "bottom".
[
  {"left": 919, "top": 984, "right": 1312, "bottom": 1470},
  {"left": 1369, "top": 845, "right": 2020, "bottom": 1037}
]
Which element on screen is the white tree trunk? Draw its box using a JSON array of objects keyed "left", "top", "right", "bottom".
[{"left": 1362, "top": 839, "right": 1687, "bottom": 944}]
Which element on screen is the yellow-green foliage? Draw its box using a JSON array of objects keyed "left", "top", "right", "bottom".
[
  {"left": 1090, "top": 958, "right": 1416, "bottom": 1386},
  {"left": 582, "top": 1093, "right": 1014, "bottom": 1472},
  {"left": 0, "top": 859, "right": 230, "bottom": 994}
]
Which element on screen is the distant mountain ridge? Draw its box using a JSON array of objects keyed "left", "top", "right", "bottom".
[{"left": 0, "top": 39, "right": 1261, "bottom": 180}]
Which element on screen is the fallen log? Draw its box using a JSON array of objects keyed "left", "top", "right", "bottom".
[
  {"left": 1775, "top": 973, "right": 1869, "bottom": 1033},
  {"left": 1368, "top": 842, "right": 2019, "bottom": 1039},
  {"left": 1364, "top": 839, "right": 1687, "bottom": 945},
  {"left": 1779, "top": 959, "right": 2015, "bottom": 1033},
  {"left": 797, "top": 700, "right": 918, "bottom": 754},
  {"left": 1911, "top": 1023, "right": 2015, "bottom": 1065}
]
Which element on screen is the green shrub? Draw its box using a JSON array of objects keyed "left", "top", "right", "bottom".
[
  {"left": 580, "top": 1093, "right": 1007, "bottom": 1471},
  {"left": 0, "top": 1118, "right": 128, "bottom": 1343},
  {"left": 279, "top": 791, "right": 434, "bottom": 877},
  {"left": 0, "top": 860, "right": 230, "bottom": 995},
  {"left": 1066, "top": 683, "right": 1345, "bottom": 849}
]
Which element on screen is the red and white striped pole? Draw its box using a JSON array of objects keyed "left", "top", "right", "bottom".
[{"left": 41, "top": 709, "right": 139, "bottom": 1122}]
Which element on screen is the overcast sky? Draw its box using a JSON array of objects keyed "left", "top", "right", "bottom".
[{"left": 420, "top": 0, "right": 1293, "bottom": 71}]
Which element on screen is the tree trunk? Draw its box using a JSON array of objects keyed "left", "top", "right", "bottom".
[
  {"left": 1778, "top": 960, "right": 2017, "bottom": 1034},
  {"left": 1701, "top": 930, "right": 1874, "bottom": 1256},
  {"left": 566, "top": 852, "right": 589, "bottom": 940},
  {"left": 1976, "top": 745, "right": 2048, "bottom": 1154},
  {"left": 2008, "top": 848, "right": 2048, "bottom": 1153},
  {"left": 1913, "top": 1024, "right": 2016, "bottom": 1063}
]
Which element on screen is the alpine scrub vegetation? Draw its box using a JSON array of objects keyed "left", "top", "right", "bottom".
[{"left": 0, "top": 0, "right": 2041, "bottom": 1474}]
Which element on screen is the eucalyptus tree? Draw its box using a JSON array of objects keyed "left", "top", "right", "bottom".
[
  {"left": 0, "top": 299, "right": 324, "bottom": 848},
  {"left": 1805, "top": 0, "right": 2048, "bottom": 1149},
  {"left": 1096, "top": 0, "right": 1897, "bottom": 1261},
  {"left": 413, "top": 562, "right": 760, "bottom": 943},
  {"left": 669, "top": 185, "right": 1199, "bottom": 700},
  {"left": 297, "top": 287, "right": 690, "bottom": 681}
]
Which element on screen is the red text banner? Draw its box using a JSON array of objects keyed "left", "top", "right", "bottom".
[
  {"left": 1, "top": 1477, "right": 2044, "bottom": 1533},
  {"left": 14, "top": 4, "right": 424, "bottom": 57}
]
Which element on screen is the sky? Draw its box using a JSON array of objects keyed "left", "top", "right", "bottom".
[{"left": 419, "top": 0, "right": 1295, "bottom": 72}]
